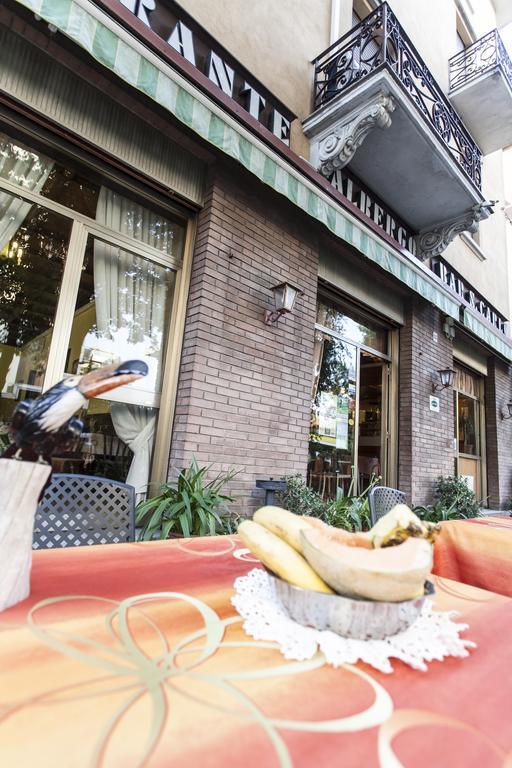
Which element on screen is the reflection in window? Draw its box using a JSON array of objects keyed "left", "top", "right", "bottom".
[
  {"left": 0, "top": 194, "right": 71, "bottom": 437},
  {"left": 316, "top": 299, "right": 387, "bottom": 353},
  {"left": 309, "top": 332, "right": 357, "bottom": 498}
]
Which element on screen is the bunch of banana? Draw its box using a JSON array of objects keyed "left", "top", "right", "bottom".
[{"left": 237, "top": 511, "right": 333, "bottom": 593}]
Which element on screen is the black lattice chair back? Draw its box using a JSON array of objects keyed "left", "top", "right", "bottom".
[
  {"left": 368, "top": 486, "right": 406, "bottom": 526},
  {"left": 33, "top": 473, "right": 135, "bottom": 549}
]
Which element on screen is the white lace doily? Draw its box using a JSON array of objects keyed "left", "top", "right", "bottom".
[{"left": 231, "top": 568, "right": 475, "bottom": 674}]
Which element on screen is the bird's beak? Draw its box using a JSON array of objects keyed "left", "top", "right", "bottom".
[{"left": 77, "top": 360, "right": 149, "bottom": 399}]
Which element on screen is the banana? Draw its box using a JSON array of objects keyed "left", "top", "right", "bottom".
[
  {"left": 253, "top": 505, "right": 313, "bottom": 553},
  {"left": 238, "top": 520, "right": 333, "bottom": 593}
]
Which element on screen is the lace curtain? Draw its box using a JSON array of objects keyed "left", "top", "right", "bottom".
[
  {"left": 0, "top": 135, "right": 53, "bottom": 250},
  {"left": 94, "top": 187, "right": 178, "bottom": 499}
]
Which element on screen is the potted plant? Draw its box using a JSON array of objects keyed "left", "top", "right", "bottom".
[{"left": 136, "top": 458, "right": 238, "bottom": 539}]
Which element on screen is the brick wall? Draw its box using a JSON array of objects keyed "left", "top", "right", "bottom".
[
  {"left": 485, "top": 358, "right": 512, "bottom": 508},
  {"left": 168, "top": 166, "right": 320, "bottom": 514},
  {"left": 398, "top": 301, "right": 455, "bottom": 505}
]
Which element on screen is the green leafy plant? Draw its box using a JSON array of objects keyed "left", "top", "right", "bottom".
[
  {"left": 277, "top": 473, "right": 380, "bottom": 531},
  {"left": 136, "top": 458, "right": 239, "bottom": 540},
  {"left": 276, "top": 474, "right": 328, "bottom": 519},
  {"left": 413, "top": 475, "right": 482, "bottom": 522}
]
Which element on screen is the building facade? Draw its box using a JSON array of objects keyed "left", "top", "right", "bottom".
[{"left": 0, "top": 0, "right": 512, "bottom": 511}]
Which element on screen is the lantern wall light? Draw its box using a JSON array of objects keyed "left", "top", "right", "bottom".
[
  {"left": 501, "top": 401, "right": 512, "bottom": 420},
  {"left": 264, "top": 282, "right": 304, "bottom": 325},
  {"left": 431, "top": 368, "right": 455, "bottom": 392}
]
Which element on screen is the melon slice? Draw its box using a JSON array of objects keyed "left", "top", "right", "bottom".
[
  {"left": 302, "top": 516, "right": 373, "bottom": 548},
  {"left": 301, "top": 528, "right": 433, "bottom": 602}
]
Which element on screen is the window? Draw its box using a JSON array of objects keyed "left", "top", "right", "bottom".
[{"left": 0, "top": 129, "right": 189, "bottom": 499}]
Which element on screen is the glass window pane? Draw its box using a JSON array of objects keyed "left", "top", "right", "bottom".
[
  {"left": 0, "top": 131, "right": 186, "bottom": 255},
  {"left": 458, "top": 394, "right": 479, "bottom": 456},
  {"left": 0, "top": 192, "right": 71, "bottom": 430},
  {"left": 308, "top": 331, "right": 357, "bottom": 498},
  {"left": 316, "top": 299, "right": 388, "bottom": 353},
  {"left": 66, "top": 234, "right": 176, "bottom": 400},
  {"left": 358, "top": 350, "right": 384, "bottom": 491}
]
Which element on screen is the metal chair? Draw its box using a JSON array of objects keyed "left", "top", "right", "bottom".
[
  {"left": 368, "top": 486, "right": 406, "bottom": 526},
  {"left": 33, "top": 473, "right": 135, "bottom": 549}
]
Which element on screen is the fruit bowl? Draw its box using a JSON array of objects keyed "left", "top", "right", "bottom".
[{"left": 266, "top": 570, "right": 435, "bottom": 640}]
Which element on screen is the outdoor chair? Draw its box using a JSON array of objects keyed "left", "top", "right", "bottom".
[
  {"left": 33, "top": 473, "right": 135, "bottom": 549},
  {"left": 368, "top": 485, "right": 406, "bottom": 526}
]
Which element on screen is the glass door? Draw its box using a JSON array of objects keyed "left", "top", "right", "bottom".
[
  {"left": 309, "top": 331, "right": 358, "bottom": 498},
  {"left": 453, "top": 365, "right": 484, "bottom": 499},
  {"left": 357, "top": 350, "right": 388, "bottom": 493},
  {"left": 308, "top": 297, "right": 392, "bottom": 498}
]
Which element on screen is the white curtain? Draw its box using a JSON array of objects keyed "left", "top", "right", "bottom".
[
  {"left": 0, "top": 135, "right": 53, "bottom": 250},
  {"left": 94, "top": 187, "right": 176, "bottom": 499}
]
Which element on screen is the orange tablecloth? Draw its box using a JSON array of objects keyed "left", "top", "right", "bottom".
[
  {"left": 1, "top": 536, "right": 512, "bottom": 767},
  {"left": 433, "top": 516, "right": 512, "bottom": 597}
]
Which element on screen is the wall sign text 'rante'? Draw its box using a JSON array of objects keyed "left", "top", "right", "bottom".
[{"left": 118, "top": 0, "right": 292, "bottom": 144}]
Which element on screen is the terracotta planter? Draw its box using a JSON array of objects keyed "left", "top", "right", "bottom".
[{"left": 0, "top": 459, "right": 51, "bottom": 611}]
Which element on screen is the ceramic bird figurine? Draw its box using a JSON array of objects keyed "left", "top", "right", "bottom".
[{"left": 2, "top": 360, "right": 148, "bottom": 463}]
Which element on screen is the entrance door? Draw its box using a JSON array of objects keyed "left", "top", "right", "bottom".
[
  {"left": 453, "top": 365, "right": 484, "bottom": 499},
  {"left": 309, "top": 332, "right": 358, "bottom": 498},
  {"left": 308, "top": 300, "right": 391, "bottom": 499},
  {"left": 357, "top": 350, "right": 388, "bottom": 493}
]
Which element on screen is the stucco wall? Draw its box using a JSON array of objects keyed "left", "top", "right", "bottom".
[{"left": 178, "top": 0, "right": 331, "bottom": 158}]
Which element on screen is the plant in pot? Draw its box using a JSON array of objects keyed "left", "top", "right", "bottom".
[{"left": 136, "top": 458, "right": 239, "bottom": 539}]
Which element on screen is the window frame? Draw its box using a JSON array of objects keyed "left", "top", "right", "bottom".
[{"left": 0, "top": 129, "right": 196, "bottom": 490}]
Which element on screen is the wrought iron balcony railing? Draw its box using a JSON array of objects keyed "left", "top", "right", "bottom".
[
  {"left": 312, "top": 3, "right": 482, "bottom": 189},
  {"left": 449, "top": 29, "right": 512, "bottom": 92}
]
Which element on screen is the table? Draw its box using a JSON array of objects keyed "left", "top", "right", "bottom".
[
  {"left": 433, "top": 516, "right": 512, "bottom": 597},
  {"left": 1, "top": 536, "right": 511, "bottom": 767}
]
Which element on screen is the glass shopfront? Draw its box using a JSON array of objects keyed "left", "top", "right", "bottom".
[
  {"left": 0, "top": 129, "right": 188, "bottom": 499},
  {"left": 308, "top": 296, "right": 392, "bottom": 498}
]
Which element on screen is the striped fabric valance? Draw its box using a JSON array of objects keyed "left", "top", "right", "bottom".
[
  {"left": 463, "top": 309, "right": 512, "bottom": 362},
  {"left": 11, "top": 0, "right": 494, "bottom": 333}
]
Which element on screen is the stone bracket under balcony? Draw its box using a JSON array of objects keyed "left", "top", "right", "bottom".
[
  {"left": 304, "top": 2, "right": 491, "bottom": 249},
  {"left": 449, "top": 30, "right": 512, "bottom": 155},
  {"left": 415, "top": 201, "right": 496, "bottom": 261},
  {"left": 309, "top": 91, "right": 396, "bottom": 174}
]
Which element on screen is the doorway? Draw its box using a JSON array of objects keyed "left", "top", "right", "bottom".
[
  {"left": 308, "top": 298, "right": 392, "bottom": 498},
  {"left": 453, "top": 365, "right": 485, "bottom": 500}
]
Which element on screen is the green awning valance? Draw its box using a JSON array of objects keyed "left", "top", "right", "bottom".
[{"left": 12, "top": 0, "right": 470, "bottom": 324}]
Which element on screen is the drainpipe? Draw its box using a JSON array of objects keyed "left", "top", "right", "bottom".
[{"left": 330, "top": 0, "right": 341, "bottom": 45}]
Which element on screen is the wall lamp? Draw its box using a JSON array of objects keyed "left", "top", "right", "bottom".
[
  {"left": 443, "top": 316, "right": 456, "bottom": 342},
  {"left": 501, "top": 401, "right": 512, "bottom": 420},
  {"left": 432, "top": 368, "right": 455, "bottom": 392},
  {"left": 264, "top": 282, "right": 304, "bottom": 325}
]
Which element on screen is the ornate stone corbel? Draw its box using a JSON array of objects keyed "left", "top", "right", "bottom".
[
  {"left": 415, "top": 201, "right": 496, "bottom": 261},
  {"left": 316, "top": 92, "right": 396, "bottom": 175}
]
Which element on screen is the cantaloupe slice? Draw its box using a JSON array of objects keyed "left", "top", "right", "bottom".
[
  {"left": 302, "top": 516, "right": 373, "bottom": 548},
  {"left": 301, "top": 528, "right": 433, "bottom": 602}
]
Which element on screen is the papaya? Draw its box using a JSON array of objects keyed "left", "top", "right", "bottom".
[
  {"left": 303, "top": 516, "right": 373, "bottom": 548},
  {"left": 301, "top": 527, "right": 433, "bottom": 602}
]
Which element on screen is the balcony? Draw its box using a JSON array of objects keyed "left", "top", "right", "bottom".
[
  {"left": 449, "top": 30, "right": 512, "bottom": 155},
  {"left": 302, "top": 3, "right": 492, "bottom": 261}
]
